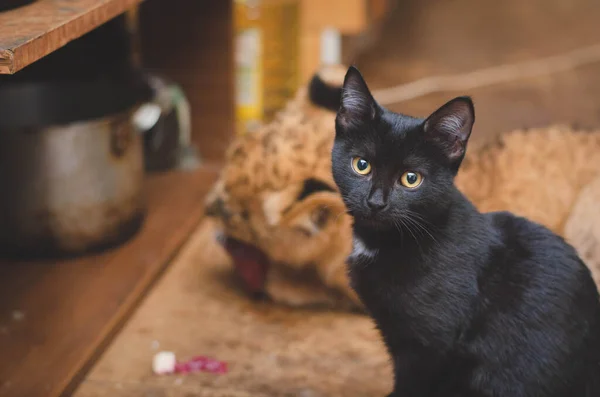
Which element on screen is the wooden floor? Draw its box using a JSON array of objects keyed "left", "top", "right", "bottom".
[
  {"left": 72, "top": 220, "right": 393, "bottom": 397},
  {"left": 0, "top": 168, "right": 219, "bottom": 397}
]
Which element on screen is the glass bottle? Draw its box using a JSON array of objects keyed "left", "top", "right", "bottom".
[{"left": 234, "top": 0, "right": 300, "bottom": 135}]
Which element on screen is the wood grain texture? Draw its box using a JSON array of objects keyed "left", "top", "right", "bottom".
[
  {"left": 0, "top": 0, "right": 143, "bottom": 74},
  {"left": 138, "top": 0, "right": 234, "bottom": 163},
  {"left": 73, "top": 220, "right": 391, "bottom": 397},
  {"left": 300, "top": 0, "right": 366, "bottom": 34},
  {"left": 0, "top": 168, "right": 218, "bottom": 397}
]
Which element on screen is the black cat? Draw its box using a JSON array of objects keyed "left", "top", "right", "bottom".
[{"left": 331, "top": 66, "right": 600, "bottom": 397}]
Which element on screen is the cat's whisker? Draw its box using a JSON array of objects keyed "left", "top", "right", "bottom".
[
  {"left": 403, "top": 217, "right": 425, "bottom": 237},
  {"left": 397, "top": 217, "right": 424, "bottom": 256},
  {"left": 402, "top": 217, "right": 429, "bottom": 249},
  {"left": 401, "top": 209, "right": 442, "bottom": 246},
  {"left": 392, "top": 219, "right": 406, "bottom": 250},
  {"left": 329, "top": 65, "right": 600, "bottom": 396},
  {"left": 404, "top": 209, "right": 438, "bottom": 229},
  {"left": 403, "top": 214, "right": 440, "bottom": 247},
  {"left": 392, "top": 219, "right": 404, "bottom": 242}
]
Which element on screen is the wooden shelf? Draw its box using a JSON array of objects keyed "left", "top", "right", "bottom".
[
  {"left": 0, "top": 0, "right": 143, "bottom": 74},
  {"left": 0, "top": 168, "right": 218, "bottom": 397}
]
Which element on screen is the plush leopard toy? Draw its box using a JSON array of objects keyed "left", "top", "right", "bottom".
[{"left": 205, "top": 64, "right": 600, "bottom": 311}]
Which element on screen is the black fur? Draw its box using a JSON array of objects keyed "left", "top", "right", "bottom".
[
  {"left": 297, "top": 178, "right": 336, "bottom": 201},
  {"left": 308, "top": 72, "right": 343, "bottom": 112},
  {"left": 331, "top": 66, "right": 600, "bottom": 397}
]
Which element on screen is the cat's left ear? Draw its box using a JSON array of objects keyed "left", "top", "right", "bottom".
[
  {"left": 337, "top": 66, "right": 378, "bottom": 130},
  {"left": 423, "top": 96, "right": 475, "bottom": 165}
]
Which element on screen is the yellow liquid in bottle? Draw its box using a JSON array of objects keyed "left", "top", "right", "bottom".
[{"left": 234, "top": 0, "right": 300, "bottom": 135}]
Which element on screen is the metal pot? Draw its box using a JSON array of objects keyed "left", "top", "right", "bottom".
[
  {"left": 0, "top": 77, "right": 152, "bottom": 259},
  {"left": 0, "top": 110, "right": 145, "bottom": 259}
]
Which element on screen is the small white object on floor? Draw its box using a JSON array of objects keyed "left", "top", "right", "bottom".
[{"left": 152, "top": 351, "right": 176, "bottom": 375}]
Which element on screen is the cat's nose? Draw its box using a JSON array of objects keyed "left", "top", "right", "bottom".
[
  {"left": 367, "top": 188, "right": 387, "bottom": 212},
  {"left": 366, "top": 196, "right": 387, "bottom": 212}
]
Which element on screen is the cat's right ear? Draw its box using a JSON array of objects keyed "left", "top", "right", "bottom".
[
  {"left": 336, "top": 66, "right": 377, "bottom": 130},
  {"left": 423, "top": 96, "right": 475, "bottom": 167}
]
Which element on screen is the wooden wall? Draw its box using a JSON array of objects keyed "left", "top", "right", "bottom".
[{"left": 139, "top": 0, "right": 234, "bottom": 164}]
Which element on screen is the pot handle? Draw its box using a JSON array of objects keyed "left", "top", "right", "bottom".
[{"left": 132, "top": 102, "right": 162, "bottom": 133}]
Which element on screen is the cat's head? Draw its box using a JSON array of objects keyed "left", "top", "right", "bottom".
[{"left": 331, "top": 66, "right": 475, "bottom": 233}]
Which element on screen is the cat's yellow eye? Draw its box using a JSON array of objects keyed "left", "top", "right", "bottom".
[
  {"left": 400, "top": 171, "right": 423, "bottom": 188},
  {"left": 352, "top": 157, "right": 372, "bottom": 175}
]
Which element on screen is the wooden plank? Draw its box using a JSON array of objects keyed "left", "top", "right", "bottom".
[
  {"left": 138, "top": 0, "right": 234, "bottom": 163},
  {"left": 0, "top": 0, "right": 144, "bottom": 74},
  {"left": 300, "top": 0, "right": 367, "bottom": 34},
  {"left": 297, "top": 0, "right": 391, "bottom": 83},
  {"left": 73, "top": 219, "right": 392, "bottom": 397},
  {"left": 299, "top": 30, "right": 321, "bottom": 83},
  {"left": 0, "top": 168, "right": 219, "bottom": 397}
]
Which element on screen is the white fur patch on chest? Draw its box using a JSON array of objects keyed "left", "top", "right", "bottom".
[{"left": 349, "top": 235, "right": 378, "bottom": 262}]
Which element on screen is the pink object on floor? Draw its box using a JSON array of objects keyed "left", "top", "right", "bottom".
[
  {"left": 174, "top": 356, "right": 228, "bottom": 375},
  {"left": 152, "top": 351, "right": 228, "bottom": 375}
]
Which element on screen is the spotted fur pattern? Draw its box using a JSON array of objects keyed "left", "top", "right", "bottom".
[
  {"left": 206, "top": 66, "right": 600, "bottom": 310},
  {"left": 206, "top": 70, "right": 360, "bottom": 309}
]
